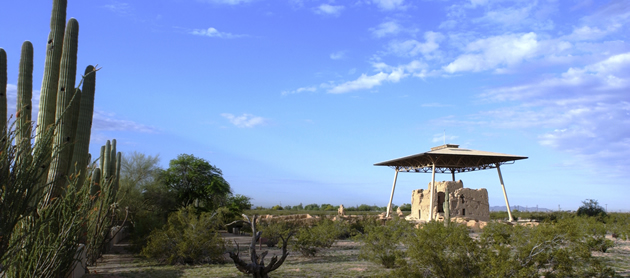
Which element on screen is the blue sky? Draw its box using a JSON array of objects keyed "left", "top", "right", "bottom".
[{"left": 2, "top": 0, "right": 629, "bottom": 211}]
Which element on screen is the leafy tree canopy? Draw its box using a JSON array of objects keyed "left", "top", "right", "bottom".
[
  {"left": 162, "top": 154, "right": 231, "bottom": 211},
  {"left": 577, "top": 199, "right": 607, "bottom": 218}
]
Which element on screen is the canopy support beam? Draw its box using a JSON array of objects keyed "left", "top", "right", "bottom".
[
  {"left": 496, "top": 164, "right": 514, "bottom": 222},
  {"left": 429, "top": 163, "right": 436, "bottom": 220},
  {"left": 385, "top": 168, "right": 399, "bottom": 218}
]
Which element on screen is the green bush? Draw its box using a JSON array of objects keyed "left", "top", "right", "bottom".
[
  {"left": 606, "top": 213, "right": 630, "bottom": 240},
  {"left": 258, "top": 220, "right": 296, "bottom": 247},
  {"left": 478, "top": 218, "right": 616, "bottom": 277},
  {"left": 292, "top": 218, "right": 344, "bottom": 256},
  {"left": 394, "top": 220, "right": 480, "bottom": 278},
  {"left": 577, "top": 199, "right": 607, "bottom": 219},
  {"left": 142, "top": 206, "right": 226, "bottom": 265},
  {"left": 271, "top": 205, "right": 283, "bottom": 210},
  {"left": 358, "top": 216, "right": 412, "bottom": 268}
]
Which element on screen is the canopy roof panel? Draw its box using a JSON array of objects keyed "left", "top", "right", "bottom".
[{"left": 374, "top": 144, "right": 527, "bottom": 173}]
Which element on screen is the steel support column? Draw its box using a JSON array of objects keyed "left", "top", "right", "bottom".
[
  {"left": 496, "top": 164, "right": 514, "bottom": 222},
  {"left": 385, "top": 168, "right": 399, "bottom": 218}
]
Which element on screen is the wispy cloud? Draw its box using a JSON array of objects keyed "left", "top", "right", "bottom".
[
  {"left": 197, "top": 0, "right": 254, "bottom": 5},
  {"left": 221, "top": 113, "right": 267, "bottom": 128},
  {"left": 385, "top": 31, "right": 444, "bottom": 58},
  {"left": 92, "top": 110, "right": 158, "bottom": 133},
  {"left": 443, "top": 32, "right": 539, "bottom": 73},
  {"left": 330, "top": 51, "right": 346, "bottom": 60},
  {"left": 102, "top": 2, "right": 133, "bottom": 16},
  {"left": 281, "top": 86, "right": 317, "bottom": 96},
  {"left": 370, "top": 20, "right": 402, "bottom": 38},
  {"left": 315, "top": 4, "right": 345, "bottom": 16},
  {"left": 190, "top": 27, "right": 247, "bottom": 38},
  {"left": 441, "top": 52, "right": 630, "bottom": 175},
  {"left": 372, "top": 0, "right": 407, "bottom": 11},
  {"left": 327, "top": 60, "right": 428, "bottom": 93}
]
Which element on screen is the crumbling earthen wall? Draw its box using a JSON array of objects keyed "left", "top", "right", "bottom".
[{"left": 406, "top": 180, "right": 489, "bottom": 222}]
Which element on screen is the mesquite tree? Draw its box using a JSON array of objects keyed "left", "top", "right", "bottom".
[{"left": 228, "top": 215, "right": 293, "bottom": 278}]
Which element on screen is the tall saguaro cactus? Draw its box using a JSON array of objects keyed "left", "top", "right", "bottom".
[
  {"left": 69, "top": 65, "right": 96, "bottom": 186},
  {"left": 0, "top": 48, "right": 7, "bottom": 138},
  {"left": 36, "top": 0, "right": 67, "bottom": 144},
  {"left": 46, "top": 18, "right": 79, "bottom": 201},
  {"left": 16, "top": 41, "right": 34, "bottom": 149}
]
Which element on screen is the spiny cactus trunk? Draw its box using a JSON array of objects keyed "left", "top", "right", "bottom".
[
  {"left": 17, "top": 41, "right": 33, "bottom": 150},
  {"left": 36, "top": 0, "right": 67, "bottom": 145},
  {"left": 1, "top": 48, "right": 8, "bottom": 139},
  {"left": 69, "top": 65, "right": 96, "bottom": 187},
  {"left": 45, "top": 18, "right": 79, "bottom": 204}
]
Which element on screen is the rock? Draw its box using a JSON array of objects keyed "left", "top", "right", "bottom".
[{"left": 396, "top": 207, "right": 404, "bottom": 217}]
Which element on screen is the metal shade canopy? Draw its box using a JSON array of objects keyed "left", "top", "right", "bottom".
[
  {"left": 374, "top": 144, "right": 527, "bottom": 173},
  {"left": 375, "top": 144, "right": 528, "bottom": 221}
]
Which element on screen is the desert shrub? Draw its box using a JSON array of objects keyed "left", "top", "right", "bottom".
[
  {"left": 394, "top": 220, "right": 481, "bottom": 278},
  {"left": 578, "top": 216, "right": 615, "bottom": 253},
  {"left": 398, "top": 203, "right": 412, "bottom": 211},
  {"left": 292, "top": 218, "right": 343, "bottom": 256},
  {"left": 577, "top": 199, "right": 607, "bottom": 220},
  {"left": 606, "top": 213, "right": 630, "bottom": 240},
  {"left": 358, "top": 216, "right": 412, "bottom": 268},
  {"left": 258, "top": 220, "right": 297, "bottom": 247},
  {"left": 142, "top": 206, "right": 225, "bottom": 264},
  {"left": 348, "top": 215, "right": 381, "bottom": 236},
  {"left": 477, "top": 218, "right": 615, "bottom": 277}
]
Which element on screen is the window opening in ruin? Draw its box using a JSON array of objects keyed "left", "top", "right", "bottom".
[
  {"left": 462, "top": 209, "right": 466, "bottom": 216},
  {"left": 437, "top": 192, "right": 445, "bottom": 213},
  {"left": 460, "top": 195, "right": 465, "bottom": 204}
]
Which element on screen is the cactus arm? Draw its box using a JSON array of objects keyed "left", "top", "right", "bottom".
[
  {"left": 65, "top": 88, "right": 81, "bottom": 174},
  {"left": 46, "top": 18, "right": 79, "bottom": 200},
  {"left": 90, "top": 167, "right": 101, "bottom": 200},
  {"left": 16, "top": 41, "right": 34, "bottom": 148},
  {"left": 36, "top": 0, "right": 67, "bottom": 143},
  {"left": 1, "top": 48, "right": 7, "bottom": 138},
  {"left": 114, "top": 152, "right": 121, "bottom": 195},
  {"left": 69, "top": 65, "right": 96, "bottom": 186}
]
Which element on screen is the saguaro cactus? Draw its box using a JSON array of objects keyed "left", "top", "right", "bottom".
[
  {"left": 69, "top": 65, "right": 96, "bottom": 186},
  {"left": 1, "top": 48, "right": 7, "bottom": 138},
  {"left": 36, "top": 0, "right": 67, "bottom": 144},
  {"left": 46, "top": 18, "right": 79, "bottom": 201},
  {"left": 16, "top": 41, "right": 33, "bottom": 148}
]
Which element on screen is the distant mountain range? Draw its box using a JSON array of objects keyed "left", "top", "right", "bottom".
[{"left": 490, "top": 206, "right": 553, "bottom": 212}]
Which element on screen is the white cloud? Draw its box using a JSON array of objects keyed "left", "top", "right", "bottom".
[
  {"left": 327, "top": 60, "right": 427, "bottom": 93},
  {"left": 102, "top": 2, "right": 133, "bottom": 16},
  {"left": 92, "top": 110, "right": 158, "bottom": 133},
  {"left": 443, "top": 32, "right": 539, "bottom": 73},
  {"left": 372, "top": 0, "right": 406, "bottom": 11},
  {"left": 315, "top": 4, "right": 345, "bottom": 16},
  {"left": 370, "top": 21, "right": 402, "bottom": 38},
  {"left": 483, "top": 52, "right": 630, "bottom": 101},
  {"left": 446, "top": 52, "right": 630, "bottom": 175},
  {"left": 563, "top": 25, "right": 620, "bottom": 41},
  {"left": 197, "top": 0, "right": 254, "bottom": 4},
  {"left": 281, "top": 86, "right": 317, "bottom": 96},
  {"left": 221, "top": 113, "right": 267, "bottom": 128},
  {"left": 190, "top": 27, "right": 246, "bottom": 38},
  {"left": 330, "top": 51, "right": 346, "bottom": 60},
  {"left": 386, "top": 31, "right": 444, "bottom": 58}
]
